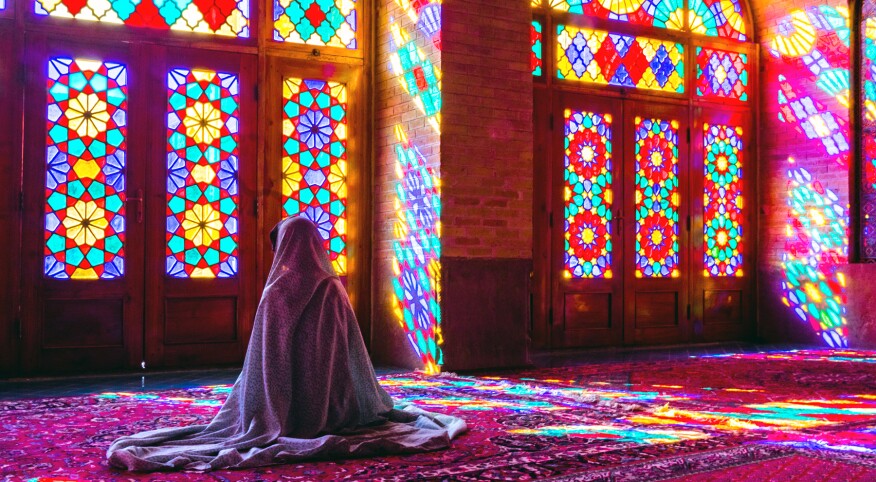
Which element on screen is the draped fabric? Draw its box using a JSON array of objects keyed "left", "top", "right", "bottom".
[{"left": 107, "top": 217, "right": 466, "bottom": 471}]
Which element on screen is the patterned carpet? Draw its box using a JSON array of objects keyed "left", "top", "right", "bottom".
[{"left": 4, "top": 349, "right": 876, "bottom": 481}]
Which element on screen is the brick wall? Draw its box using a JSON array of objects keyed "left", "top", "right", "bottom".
[{"left": 441, "top": 0, "right": 533, "bottom": 259}]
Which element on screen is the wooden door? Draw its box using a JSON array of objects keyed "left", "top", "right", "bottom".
[
  {"left": 142, "top": 48, "right": 258, "bottom": 368},
  {"left": 551, "top": 94, "right": 624, "bottom": 348},
  {"left": 622, "top": 101, "right": 690, "bottom": 345},
  {"left": 20, "top": 36, "right": 146, "bottom": 373},
  {"left": 691, "top": 108, "right": 754, "bottom": 341}
]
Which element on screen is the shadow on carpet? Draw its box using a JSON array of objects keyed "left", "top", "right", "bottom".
[{"left": 4, "top": 349, "right": 876, "bottom": 481}]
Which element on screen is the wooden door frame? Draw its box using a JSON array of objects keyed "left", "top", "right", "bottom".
[
  {"left": 550, "top": 93, "right": 626, "bottom": 348},
  {"left": 622, "top": 101, "right": 692, "bottom": 345},
  {"left": 143, "top": 47, "right": 260, "bottom": 368},
  {"left": 262, "top": 56, "right": 370, "bottom": 341},
  {"left": 0, "top": 21, "right": 23, "bottom": 376},
  {"left": 20, "top": 34, "right": 147, "bottom": 373}
]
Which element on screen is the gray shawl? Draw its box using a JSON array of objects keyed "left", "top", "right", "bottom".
[{"left": 107, "top": 217, "right": 466, "bottom": 471}]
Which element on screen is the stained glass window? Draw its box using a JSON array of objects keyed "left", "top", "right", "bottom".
[
  {"left": 688, "top": 0, "right": 747, "bottom": 41},
  {"left": 696, "top": 47, "right": 748, "bottom": 101},
  {"left": 532, "top": 20, "right": 543, "bottom": 77},
  {"left": 703, "top": 124, "right": 743, "bottom": 277},
  {"left": 274, "top": 0, "right": 357, "bottom": 49},
  {"left": 634, "top": 117, "right": 679, "bottom": 278},
  {"left": 550, "top": 0, "right": 685, "bottom": 31},
  {"left": 564, "top": 109, "right": 613, "bottom": 278},
  {"left": 557, "top": 25, "right": 685, "bottom": 93},
  {"left": 166, "top": 69, "right": 240, "bottom": 278},
  {"left": 282, "top": 78, "right": 348, "bottom": 275},
  {"left": 34, "top": 0, "right": 249, "bottom": 37},
  {"left": 44, "top": 58, "right": 127, "bottom": 280}
]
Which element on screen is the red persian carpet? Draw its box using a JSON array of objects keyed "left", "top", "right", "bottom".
[{"left": 4, "top": 349, "right": 876, "bottom": 481}]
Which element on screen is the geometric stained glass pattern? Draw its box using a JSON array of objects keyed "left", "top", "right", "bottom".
[
  {"left": 696, "top": 47, "right": 748, "bottom": 101},
  {"left": 703, "top": 124, "right": 743, "bottom": 277},
  {"left": 782, "top": 165, "right": 848, "bottom": 348},
  {"left": 557, "top": 24, "right": 685, "bottom": 93},
  {"left": 688, "top": 0, "right": 747, "bottom": 41},
  {"left": 564, "top": 109, "right": 613, "bottom": 278},
  {"left": 549, "top": 0, "right": 685, "bottom": 31},
  {"left": 532, "top": 19, "right": 543, "bottom": 77},
  {"left": 281, "top": 78, "right": 348, "bottom": 275},
  {"left": 34, "top": 0, "right": 249, "bottom": 37},
  {"left": 44, "top": 58, "right": 127, "bottom": 280},
  {"left": 166, "top": 69, "right": 240, "bottom": 278},
  {"left": 634, "top": 117, "right": 680, "bottom": 278},
  {"left": 391, "top": 125, "right": 443, "bottom": 375},
  {"left": 273, "top": 0, "right": 357, "bottom": 48}
]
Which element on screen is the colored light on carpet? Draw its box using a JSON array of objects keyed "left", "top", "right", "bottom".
[{"left": 697, "top": 349, "right": 876, "bottom": 364}]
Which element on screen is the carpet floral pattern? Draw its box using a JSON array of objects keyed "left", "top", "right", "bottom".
[{"left": 4, "top": 349, "right": 876, "bottom": 480}]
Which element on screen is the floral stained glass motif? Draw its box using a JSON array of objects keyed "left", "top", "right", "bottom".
[
  {"left": 549, "top": 0, "right": 685, "bottom": 31},
  {"left": 696, "top": 47, "right": 749, "bottom": 101},
  {"left": 34, "top": 0, "right": 249, "bottom": 37},
  {"left": 44, "top": 58, "right": 127, "bottom": 280},
  {"left": 564, "top": 109, "right": 613, "bottom": 279},
  {"left": 392, "top": 125, "right": 443, "bottom": 375},
  {"left": 274, "top": 0, "right": 357, "bottom": 48},
  {"left": 688, "top": 0, "right": 747, "bottom": 41},
  {"left": 282, "top": 78, "right": 348, "bottom": 275},
  {"left": 532, "top": 19, "right": 543, "bottom": 77},
  {"left": 634, "top": 117, "right": 680, "bottom": 278},
  {"left": 166, "top": 69, "right": 240, "bottom": 279},
  {"left": 557, "top": 25, "right": 685, "bottom": 93},
  {"left": 703, "top": 124, "right": 743, "bottom": 277}
]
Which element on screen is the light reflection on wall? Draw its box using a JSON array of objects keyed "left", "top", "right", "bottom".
[
  {"left": 781, "top": 162, "right": 848, "bottom": 347},
  {"left": 769, "top": 5, "right": 850, "bottom": 346},
  {"left": 391, "top": 126, "right": 443, "bottom": 375},
  {"left": 387, "top": 0, "right": 442, "bottom": 373}
]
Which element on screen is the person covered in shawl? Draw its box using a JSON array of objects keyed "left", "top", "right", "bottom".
[{"left": 107, "top": 217, "right": 466, "bottom": 471}]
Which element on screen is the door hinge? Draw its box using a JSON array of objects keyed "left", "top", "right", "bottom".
[
  {"left": 549, "top": 113, "right": 555, "bottom": 131},
  {"left": 686, "top": 127, "right": 691, "bottom": 143},
  {"left": 14, "top": 318, "right": 22, "bottom": 340},
  {"left": 548, "top": 211, "right": 553, "bottom": 228},
  {"left": 18, "top": 192, "right": 24, "bottom": 212},
  {"left": 254, "top": 85, "right": 259, "bottom": 101},
  {"left": 254, "top": 199, "right": 260, "bottom": 217},
  {"left": 686, "top": 215, "right": 691, "bottom": 232},
  {"left": 686, "top": 304, "right": 691, "bottom": 320}
]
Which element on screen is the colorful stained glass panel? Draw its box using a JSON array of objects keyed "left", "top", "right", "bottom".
[
  {"left": 634, "top": 117, "right": 679, "bottom": 278},
  {"left": 557, "top": 25, "right": 685, "bottom": 93},
  {"left": 532, "top": 20, "right": 543, "bottom": 77},
  {"left": 703, "top": 124, "right": 743, "bottom": 277},
  {"left": 550, "top": 0, "right": 684, "bottom": 31},
  {"left": 696, "top": 47, "right": 749, "bottom": 101},
  {"left": 274, "top": 0, "right": 357, "bottom": 49},
  {"left": 689, "top": 0, "right": 747, "bottom": 41},
  {"left": 166, "top": 69, "right": 240, "bottom": 278},
  {"left": 44, "top": 58, "right": 127, "bottom": 280},
  {"left": 282, "top": 78, "right": 348, "bottom": 275},
  {"left": 34, "top": 0, "right": 249, "bottom": 37},
  {"left": 564, "top": 109, "right": 613, "bottom": 278}
]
